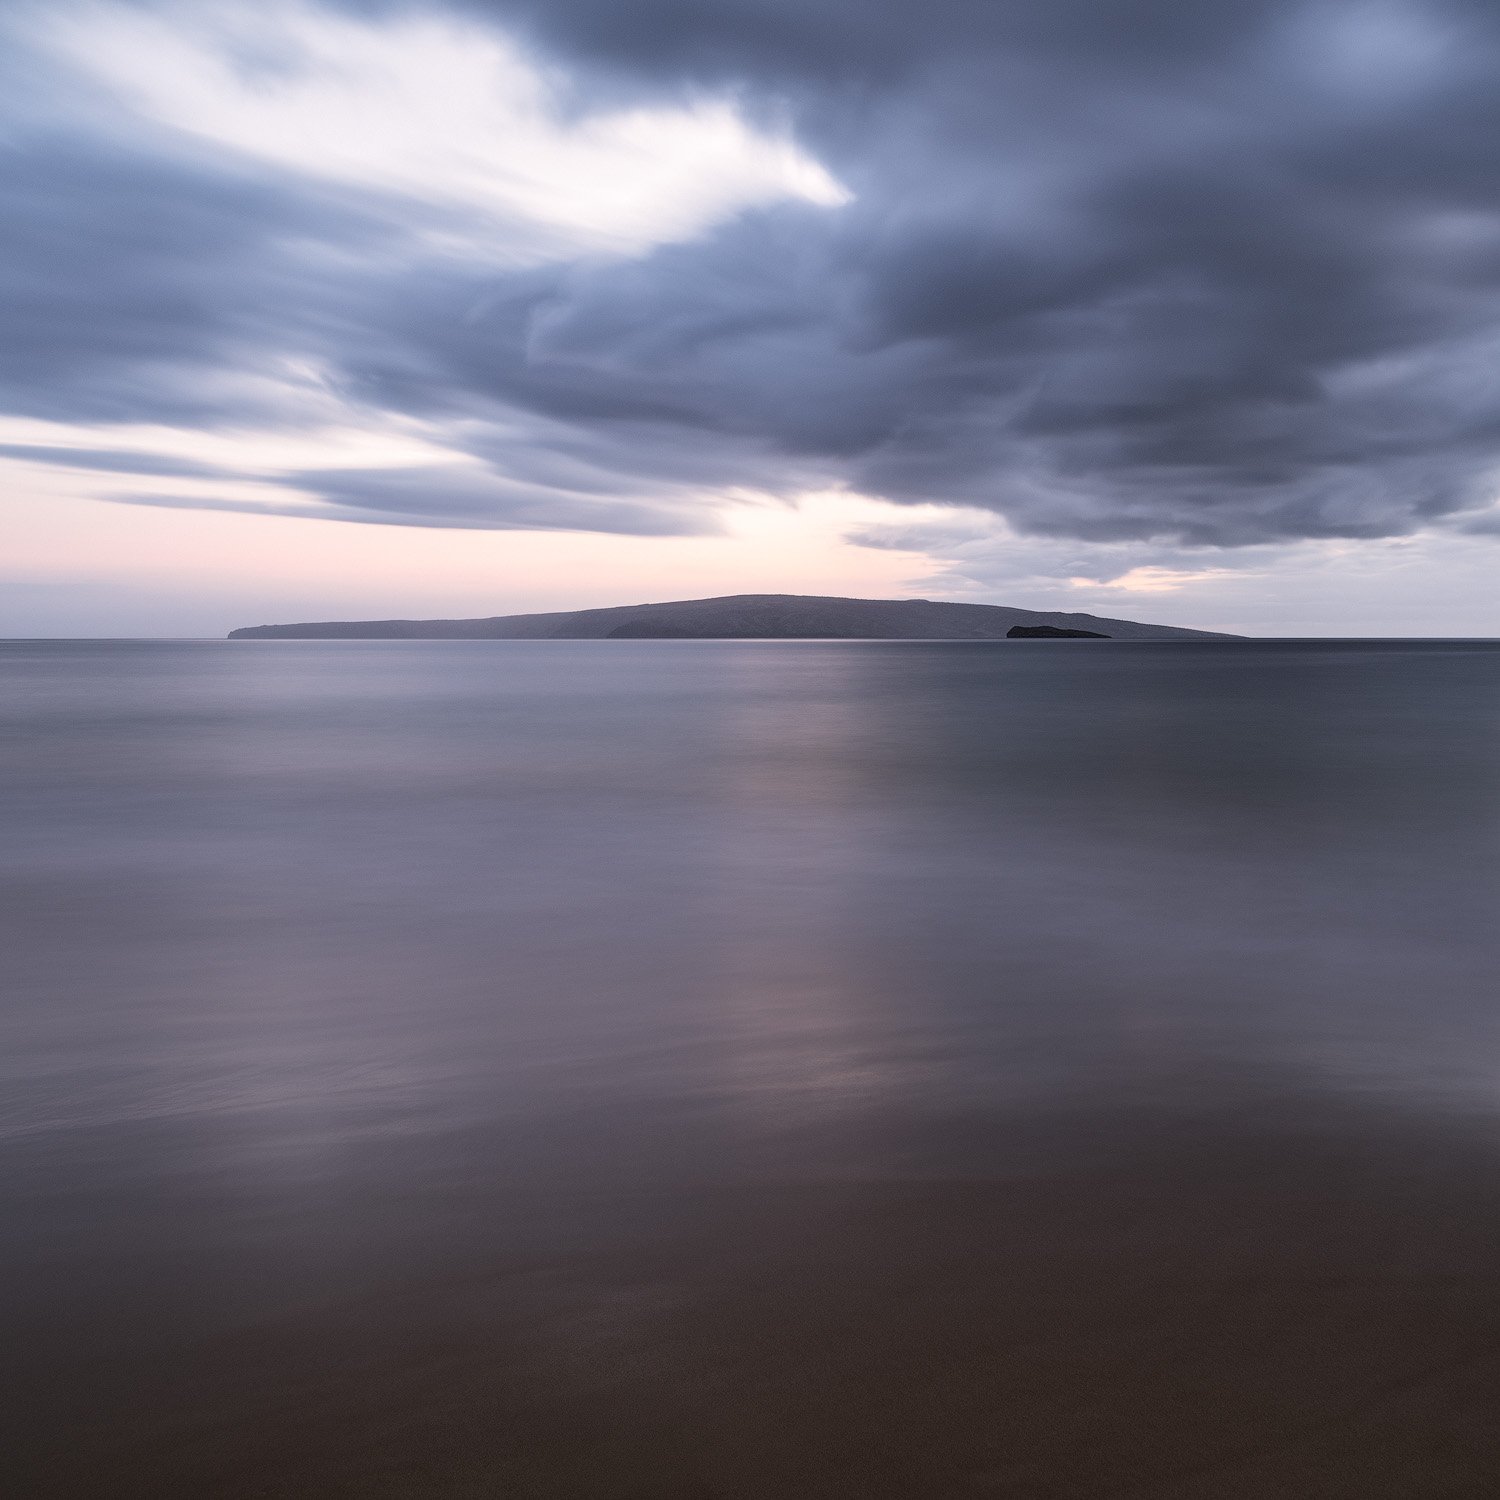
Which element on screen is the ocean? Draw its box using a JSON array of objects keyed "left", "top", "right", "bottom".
[{"left": 5, "top": 639, "right": 1500, "bottom": 1496}]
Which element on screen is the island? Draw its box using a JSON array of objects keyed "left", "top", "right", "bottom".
[{"left": 228, "top": 593, "right": 1238, "bottom": 641}]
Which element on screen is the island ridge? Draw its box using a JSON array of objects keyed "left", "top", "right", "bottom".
[{"left": 229, "top": 593, "right": 1238, "bottom": 641}]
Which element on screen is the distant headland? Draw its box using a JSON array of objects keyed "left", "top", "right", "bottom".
[{"left": 228, "top": 594, "right": 1239, "bottom": 641}]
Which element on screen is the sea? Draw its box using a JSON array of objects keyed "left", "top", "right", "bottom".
[{"left": 4, "top": 638, "right": 1500, "bottom": 1497}]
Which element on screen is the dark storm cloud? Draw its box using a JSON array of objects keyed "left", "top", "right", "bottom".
[
  {"left": 0, "top": 134, "right": 366, "bottom": 426},
  {"left": 10, "top": 0, "right": 1500, "bottom": 542},
  {"left": 436, "top": 0, "right": 1297, "bottom": 83},
  {"left": 333, "top": 0, "right": 1500, "bottom": 543}
]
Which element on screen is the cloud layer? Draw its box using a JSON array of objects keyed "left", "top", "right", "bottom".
[{"left": 7, "top": 0, "right": 1500, "bottom": 549}]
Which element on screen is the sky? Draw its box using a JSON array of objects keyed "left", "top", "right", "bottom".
[{"left": 5, "top": 0, "right": 1500, "bottom": 636}]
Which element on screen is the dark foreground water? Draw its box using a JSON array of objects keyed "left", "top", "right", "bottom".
[{"left": 4, "top": 639, "right": 1500, "bottom": 1498}]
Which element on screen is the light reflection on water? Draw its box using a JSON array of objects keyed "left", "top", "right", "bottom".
[
  {"left": 5, "top": 641, "right": 1500, "bottom": 1159},
  {"left": 5, "top": 641, "right": 1500, "bottom": 1166},
  {"left": 5, "top": 639, "right": 1500, "bottom": 1495}
]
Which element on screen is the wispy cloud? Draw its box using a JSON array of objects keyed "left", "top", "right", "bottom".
[
  {"left": 1068, "top": 565, "right": 1244, "bottom": 594},
  {"left": 41, "top": 1, "right": 849, "bottom": 258}
]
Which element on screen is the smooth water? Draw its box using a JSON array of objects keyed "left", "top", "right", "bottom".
[{"left": 5, "top": 640, "right": 1500, "bottom": 1497}]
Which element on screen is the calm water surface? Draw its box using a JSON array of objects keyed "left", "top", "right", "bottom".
[{"left": 4, "top": 640, "right": 1500, "bottom": 1497}]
